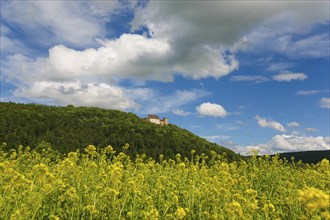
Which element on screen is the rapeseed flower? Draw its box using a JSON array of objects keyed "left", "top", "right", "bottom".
[
  {"left": 298, "top": 187, "right": 329, "bottom": 212},
  {"left": 175, "top": 207, "right": 187, "bottom": 219},
  {"left": 1, "top": 145, "right": 329, "bottom": 219}
]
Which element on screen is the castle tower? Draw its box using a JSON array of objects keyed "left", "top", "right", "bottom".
[{"left": 163, "top": 117, "right": 168, "bottom": 125}]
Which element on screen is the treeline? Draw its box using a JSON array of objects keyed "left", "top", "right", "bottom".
[
  {"left": 0, "top": 102, "right": 240, "bottom": 161},
  {"left": 276, "top": 150, "right": 330, "bottom": 164}
]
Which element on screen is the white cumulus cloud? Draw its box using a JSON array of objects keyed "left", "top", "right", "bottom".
[
  {"left": 272, "top": 71, "right": 307, "bottom": 82},
  {"left": 132, "top": 1, "right": 329, "bottom": 49},
  {"left": 235, "top": 135, "right": 330, "bottom": 155},
  {"left": 261, "top": 135, "right": 330, "bottom": 154},
  {"left": 1, "top": 0, "right": 329, "bottom": 111},
  {"left": 196, "top": 102, "right": 228, "bottom": 117},
  {"left": 13, "top": 81, "right": 141, "bottom": 110},
  {"left": 255, "top": 115, "right": 286, "bottom": 132},
  {"left": 2, "top": 33, "right": 239, "bottom": 85}
]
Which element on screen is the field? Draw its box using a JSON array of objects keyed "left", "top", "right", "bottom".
[{"left": 1, "top": 144, "right": 329, "bottom": 220}]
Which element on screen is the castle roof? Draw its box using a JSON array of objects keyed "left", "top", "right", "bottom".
[{"left": 147, "top": 114, "right": 160, "bottom": 119}]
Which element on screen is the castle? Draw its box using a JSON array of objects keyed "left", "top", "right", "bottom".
[{"left": 145, "top": 114, "right": 168, "bottom": 126}]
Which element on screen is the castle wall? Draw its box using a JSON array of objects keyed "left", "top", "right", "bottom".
[{"left": 146, "top": 115, "right": 168, "bottom": 126}]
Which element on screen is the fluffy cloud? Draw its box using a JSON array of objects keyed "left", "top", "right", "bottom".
[
  {"left": 2, "top": 0, "right": 329, "bottom": 111},
  {"left": 261, "top": 135, "right": 330, "bottom": 154},
  {"left": 130, "top": 1, "right": 329, "bottom": 79},
  {"left": 3, "top": 33, "right": 239, "bottom": 85},
  {"left": 132, "top": 1, "right": 328, "bottom": 48},
  {"left": 230, "top": 75, "right": 269, "bottom": 83},
  {"left": 272, "top": 71, "right": 307, "bottom": 82},
  {"left": 196, "top": 102, "right": 228, "bottom": 117},
  {"left": 173, "top": 109, "right": 191, "bottom": 117},
  {"left": 11, "top": 79, "right": 206, "bottom": 113},
  {"left": 319, "top": 98, "right": 330, "bottom": 109},
  {"left": 236, "top": 135, "right": 330, "bottom": 155},
  {"left": 255, "top": 115, "right": 286, "bottom": 132},
  {"left": 3, "top": 1, "right": 327, "bottom": 83},
  {"left": 141, "top": 1, "right": 330, "bottom": 59},
  {"left": 1, "top": 1, "right": 120, "bottom": 48},
  {"left": 13, "top": 81, "right": 145, "bottom": 110},
  {"left": 287, "top": 122, "right": 300, "bottom": 127}
]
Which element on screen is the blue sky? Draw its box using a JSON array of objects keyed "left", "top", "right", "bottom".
[{"left": 1, "top": 1, "right": 329, "bottom": 154}]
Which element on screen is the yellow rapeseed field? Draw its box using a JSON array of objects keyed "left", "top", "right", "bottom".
[{"left": 0, "top": 144, "right": 329, "bottom": 219}]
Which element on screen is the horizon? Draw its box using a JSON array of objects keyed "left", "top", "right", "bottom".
[{"left": 1, "top": 1, "right": 329, "bottom": 155}]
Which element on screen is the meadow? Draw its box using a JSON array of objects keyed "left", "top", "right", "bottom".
[{"left": 1, "top": 144, "right": 329, "bottom": 220}]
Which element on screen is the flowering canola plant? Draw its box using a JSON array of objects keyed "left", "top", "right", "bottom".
[{"left": 0, "top": 144, "right": 329, "bottom": 219}]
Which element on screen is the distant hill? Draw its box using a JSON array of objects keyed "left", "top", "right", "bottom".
[
  {"left": 0, "top": 102, "right": 240, "bottom": 161},
  {"left": 276, "top": 150, "right": 330, "bottom": 164}
]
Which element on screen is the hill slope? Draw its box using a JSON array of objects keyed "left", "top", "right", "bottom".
[{"left": 0, "top": 102, "right": 240, "bottom": 161}]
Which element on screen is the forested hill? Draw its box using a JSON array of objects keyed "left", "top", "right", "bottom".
[{"left": 0, "top": 102, "right": 240, "bottom": 161}]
